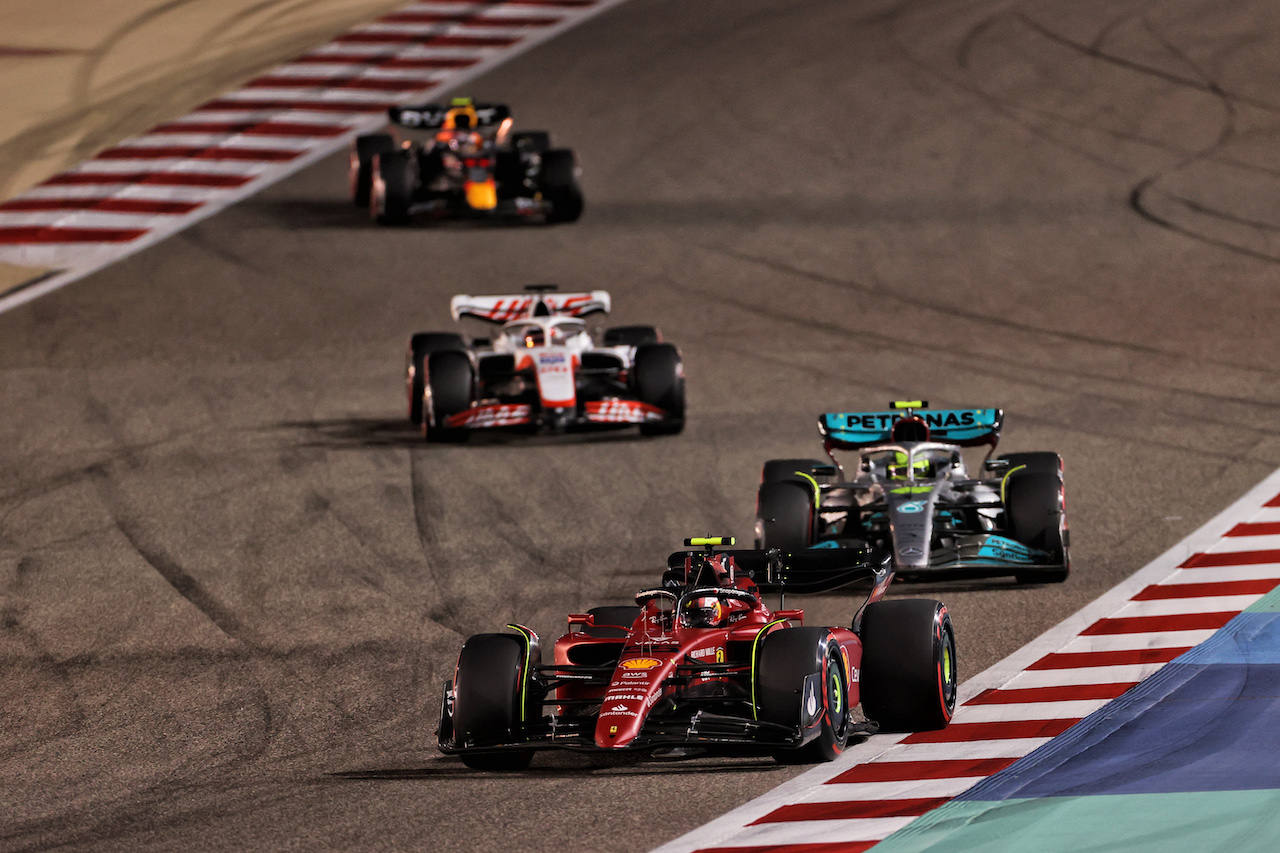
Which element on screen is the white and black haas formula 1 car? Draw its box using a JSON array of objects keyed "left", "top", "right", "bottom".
[
  {"left": 755, "top": 401, "right": 1069, "bottom": 583},
  {"left": 406, "top": 285, "right": 685, "bottom": 441},
  {"left": 438, "top": 537, "right": 956, "bottom": 769},
  {"left": 349, "top": 97, "right": 583, "bottom": 225}
]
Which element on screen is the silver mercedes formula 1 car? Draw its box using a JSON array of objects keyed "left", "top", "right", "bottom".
[
  {"left": 406, "top": 285, "right": 684, "bottom": 441},
  {"left": 754, "top": 402, "right": 1068, "bottom": 583}
]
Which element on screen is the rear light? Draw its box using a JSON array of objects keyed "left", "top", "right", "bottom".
[{"left": 462, "top": 157, "right": 492, "bottom": 168}]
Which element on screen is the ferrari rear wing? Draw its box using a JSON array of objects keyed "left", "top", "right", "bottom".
[
  {"left": 666, "top": 547, "right": 891, "bottom": 595},
  {"left": 451, "top": 290, "right": 611, "bottom": 322}
]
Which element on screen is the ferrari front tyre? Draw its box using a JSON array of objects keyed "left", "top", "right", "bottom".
[
  {"left": 452, "top": 633, "right": 535, "bottom": 771},
  {"left": 423, "top": 349, "right": 474, "bottom": 443},
  {"left": 1005, "top": 471, "right": 1069, "bottom": 584},
  {"left": 371, "top": 150, "right": 415, "bottom": 225},
  {"left": 756, "top": 627, "right": 851, "bottom": 763},
  {"left": 755, "top": 481, "right": 814, "bottom": 550},
  {"left": 633, "top": 343, "right": 684, "bottom": 436},
  {"left": 407, "top": 332, "right": 467, "bottom": 424},
  {"left": 539, "top": 148, "right": 584, "bottom": 223},
  {"left": 859, "top": 599, "right": 956, "bottom": 732}
]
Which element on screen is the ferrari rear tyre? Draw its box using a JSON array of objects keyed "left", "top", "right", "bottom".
[
  {"left": 583, "top": 606, "right": 641, "bottom": 638},
  {"left": 371, "top": 150, "right": 415, "bottom": 225},
  {"left": 423, "top": 350, "right": 473, "bottom": 443},
  {"left": 755, "top": 481, "right": 814, "bottom": 550},
  {"left": 633, "top": 343, "right": 684, "bottom": 436},
  {"left": 540, "top": 148, "right": 584, "bottom": 223},
  {"left": 859, "top": 599, "right": 956, "bottom": 732},
  {"left": 1005, "top": 471, "right": 1069, "bottom": 584},
  {"left": 349, "top": 134, "right": 394, "bottom": 207},
  {"left": 453, "top": 633, "right": 534, "bottom": 771},
  {"left": 757, "top": 627, "right": 851, "bottom": 763},
  {"left": 603, "top": 325, "right": 660, "bottom": 347},
  {"left": 407, "top": 332, "right": 467, "bottom": 424}
]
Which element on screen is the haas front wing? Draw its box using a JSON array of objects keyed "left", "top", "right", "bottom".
[{"left": 444, "top": 350, "right": 673, "bottom": 432}]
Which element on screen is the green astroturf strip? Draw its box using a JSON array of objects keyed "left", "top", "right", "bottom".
[{"left": 870, "top": 790, "right": 1280, "bottom": 853}]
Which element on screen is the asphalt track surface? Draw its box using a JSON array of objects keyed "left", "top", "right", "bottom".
[{"left": 3, "top": 1, "right": 1280, "bottom": 851}]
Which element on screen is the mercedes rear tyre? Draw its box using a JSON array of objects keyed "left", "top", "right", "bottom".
[
  {"left": 349, "top": 134, "right": 394, "bottom": 207},
  {"left": 754, "top": 481, "right": 814, "bottom": 550},
  {"left": 423, "top": 350, "right": 473, "bottom": 443},
  {"left": 756, "top": 627, "right": 851, "bottom": 763},
  {"left": 1005, "top": 471, "right": 1069, "bottom": 584},
  {"left": 859, "top": 599, "right": 956, "bottom": 732},
  {"left": 407, "top": 332, "right": 467, "bottom": 424},
  {"left": 452, "top": 633, "right": 535, "bottom": 771},
  {"left": 539, "top": 148, "right": 584, "bottom": 223},
  {"left": 997, "top": 452, "right": 1063, "bottom": 477},
  {"left": 633, "top": 343, "right": 684, "bottom": 436},
  {"left": 371, "top": 150, "right": 415, "bottom": 225}
]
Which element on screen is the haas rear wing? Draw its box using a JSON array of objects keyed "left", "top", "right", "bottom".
[
  {"left": 388, "top": 102, "right": 512, "bottom": 129},
  {"left": 819, "top": 407, "right": 1003, "bottom": 450},
  {"left": 451, "top": 290, "right": 611, "bottom": 323}
]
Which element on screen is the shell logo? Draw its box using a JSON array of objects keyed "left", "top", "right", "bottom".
[{"left": 620, "top": 658, "right": 662, "bottom": 671}]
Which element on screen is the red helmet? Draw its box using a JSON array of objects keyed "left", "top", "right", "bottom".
[{"left": 682, "top": 595, "right": 726, "bottom": 629}]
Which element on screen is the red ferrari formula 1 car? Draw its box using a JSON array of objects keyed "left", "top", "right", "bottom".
[{"left": 437, "top": 537, "right": 956, "bottom": 769}]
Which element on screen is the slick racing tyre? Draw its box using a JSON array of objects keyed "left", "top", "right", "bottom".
[
  {"left": 539, "top": 148, "right": 584, "bottom": 223},
  {"left": 423, "top": 350, "right": 474, "bottom": 443},
  {"left": 603, "top": 325, "right": 661, "bottom": 347},
  {"left": 407, "top": 333, "right": 467, "bottom": 425},
  {"left": 1005, "top": 471, "right": 1069, "bottom": 584},
  {"left": 452, "top": 633, "right": 535, "bottom": 771},
  {"left": 998, "top": 452, "right": 1063, "bottom": 477},
  {"left": 859, "top": 599, "right": 957, "bottom": 732},
  {"left": 583, "top": 606, "right": 641, "bottom": 638},
  {"left": 349, "top": 134, "right": 394, "bottom": 207},
  {"left": 371, "top": 149, "right": 415, "bottom": 225},
  {"left": 755, "top": 481, "right": 814, "bottom": 550},
  {"left": 633, "top": 343, "right": 684, "bottom": 436},
  {"left": 761, "top": 459, "right": 838, "bottom": 487},
  {"left": 512, "top": 131, "right": 551, "bottom": 154},
  {"left": 756, "top": 628, "right": 852, "bottom": 763}
]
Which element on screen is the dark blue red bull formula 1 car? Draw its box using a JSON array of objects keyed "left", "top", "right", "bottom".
[{"left": 437, "top": 537, "right": 956, "bottom": 769}]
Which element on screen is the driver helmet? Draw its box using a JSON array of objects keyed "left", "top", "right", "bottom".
[
  {"left": 682, "top": 595, "right": 727, "bottom": 629},
  {"left": 888, "top": 451, "right": 935, "bottom": 480},
  {"left": 522, "top": 328, "right": 545, "bottom": 347}
]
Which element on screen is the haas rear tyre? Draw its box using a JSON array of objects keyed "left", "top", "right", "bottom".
[
  {"left": 757, "top": 627, "right": 852, "bottom": 763},
  {"left": 407, "top": 332, "right": 467, "bottom": 424},
  {"left": 539, "top": 148, "right": 583, "bottom": 223},
  {"left": 349, "top": 134, "right": 394, "bottom": 206},
  {"left": 371, "top": 150, "right": 415, "bottom": 225},
  {"left": 859, "top": 599, "right": 956, "bottom": 732},
  {"left": 583, "top": 606, "right": 641, "bottom": 638},
  {"left": 755, "top": 481, "right": 814, "bottom": 550},
  {"left": 1005, "top": 471, "right": 1069, "bottom": 584},
  {"left": 452, "top": 633, "right": 535, "bottom": 771},
  {"left": 633, "top": 343, "right": 684, "bottom": 436},
  {"left": 423, "top": 350, "right": 473, "bottom": 443},
  {"left": 603, "top": 325, "right": 661, "bottom": 347}
]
